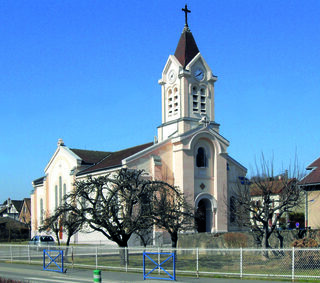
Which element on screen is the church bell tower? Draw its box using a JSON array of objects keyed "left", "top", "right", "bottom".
[{"left": 157, "top": 5, "right": 218, "bottom": 142}]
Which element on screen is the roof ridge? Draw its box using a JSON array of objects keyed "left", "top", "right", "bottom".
[
  {"left": 77, "top": 152, "right": 113, "bottom": 174},
  {"left": 112, "top": 142, "right": 153, "bottom": 153},
  {"left": 76, "top": 142, "right": 153, "bottom": 176},
  {"left": 70, "top": 148, "right": 111, "bottom": 154}
]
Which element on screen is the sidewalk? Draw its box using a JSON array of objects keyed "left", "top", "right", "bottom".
[{"left": 0, "top": 262, "right": 293, "bottom": 283}]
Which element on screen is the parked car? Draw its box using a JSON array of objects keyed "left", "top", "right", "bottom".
[{"left": 29, "top": 235, "right": 56, "bottom": 250}]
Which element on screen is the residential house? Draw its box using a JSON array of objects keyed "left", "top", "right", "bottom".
[
  {"left": 300, "top": 157, "right": 320, "bottom": 229},
  {"left": 19, "top": 198, "right": 31, "bottom": 225},
  {"left": 0, "top": 198, "right": 23, "bottom": 221}
]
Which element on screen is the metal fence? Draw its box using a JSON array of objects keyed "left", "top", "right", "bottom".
[{"left": 1, "top": 245, "right": 320, "bottom": 280}]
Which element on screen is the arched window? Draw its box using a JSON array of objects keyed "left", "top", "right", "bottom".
[
  {"left": 55, "top": 185, "right": 58, "bottom": 209},
  {"left": 167, "top": 87, "right": 179, "bottom": 118},
  {"left": 63, "top": 184, "right": 66, "bottom": 199},
  {"left": 230, "top": 196, "right": 236, "bottom": 223},
  {"left": 192, "top": 85, "right": 206, "bottom": 113},
  {"left": 59, "top": 176, "right": 62, "bottom": 205},
  {"left": 40, "top": 198, "right": 44, "bottom": 225},
  {"left": 196, "top": 147, "right": 207, "bottom": 167}
]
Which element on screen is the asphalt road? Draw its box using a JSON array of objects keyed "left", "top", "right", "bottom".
[{"left": 0, "top": 262, "right": 295, "bottom": 283}]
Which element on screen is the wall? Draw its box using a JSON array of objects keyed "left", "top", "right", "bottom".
[{"left": 178, "top": 230, "right": 317, "bottom": 249}]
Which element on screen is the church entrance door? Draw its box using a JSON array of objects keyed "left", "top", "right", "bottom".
[{"left": 196, "top": 198, "right": 211, "bottom": 233}]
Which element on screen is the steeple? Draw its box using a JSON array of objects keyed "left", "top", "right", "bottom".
[
  {"left": 157, "top": 5, "right": 218, "bottom": 142},
  {"left": 174, "top": 5, "right": 199, "bottom": 68}
]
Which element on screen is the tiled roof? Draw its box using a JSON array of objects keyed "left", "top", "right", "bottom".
[
  {"left": 2, "top": 200, "right": 23, "bottom": 213},
  {"left": 300, "top": 157, "right": 320, "bottom": 186},
  {"left": 23, "top": 198, "right": 31, "bottom": 212},
  {"left": 250, "top": 179, "right": 296, "bottom": 197},
  {"left": 174, "top": 26, "right": 199, "bottom": 68},
  {"left": 77, "top": 142, "right": 153, "bottom": 175},
  {"left": 70, "top": 148, "right": 111, "bottom": 165},
  {"left": 12, "top": 200, "right": 23, "bottom": 213}
]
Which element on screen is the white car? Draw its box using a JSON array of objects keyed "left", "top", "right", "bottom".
[{"left": 29, "top": 235, "right": 56, "bottom": 250}]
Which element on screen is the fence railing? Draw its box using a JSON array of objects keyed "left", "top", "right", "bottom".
[{"left": 0, "top": 245, "right": 320, "bottom": 280}]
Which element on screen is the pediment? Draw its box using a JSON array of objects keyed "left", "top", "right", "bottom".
[
  {"left": 44, "top": 146, "right": 81, "bottom": 174},
  {"left": 159, "top": 55, "right": 183, "bottom": 84},
  {"left": 172, "top": 126, "right": 230, "bottom": 154}
]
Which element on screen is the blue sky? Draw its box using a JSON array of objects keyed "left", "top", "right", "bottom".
[{"left": 1, "top": 1, "right": 319, "bottom": 200}]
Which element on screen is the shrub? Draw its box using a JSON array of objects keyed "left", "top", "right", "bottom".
[
  {"left": 223, "top": 232, "right": 248, "bottom": 248},
  {"left": 291, "top": 238, "right": 320, "bottom": 269},
  {"left": 291, "top": 238, "right": 318, "bottom": 248}
]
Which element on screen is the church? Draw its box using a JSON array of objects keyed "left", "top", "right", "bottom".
[{"left": 31, "top": 6, "right": 247, "bottom": 245}]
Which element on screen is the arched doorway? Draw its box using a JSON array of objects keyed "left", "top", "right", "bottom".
[{"left": 196, "top": 198, "right": 212, "bottom": 233}]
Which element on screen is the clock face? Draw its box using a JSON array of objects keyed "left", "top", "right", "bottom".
[
  {"left": 167, "top": 70, "right": 176, "bottom": 83},
  {"left": 194, "top": 68, "right": 204, "bottom": 81}
]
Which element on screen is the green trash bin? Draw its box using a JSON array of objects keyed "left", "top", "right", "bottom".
[{"left": 93, "top": 269, "right": 101, "bottom": 282}]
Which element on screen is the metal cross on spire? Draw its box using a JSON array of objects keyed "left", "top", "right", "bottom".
[{"left": 182, "top": 4, "right": 191, "bottom": 27}]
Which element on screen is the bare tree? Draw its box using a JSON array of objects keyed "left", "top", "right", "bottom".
[
  {"left": 56, "top": 206, "right": 83, "bottom": 247},
  {"left": 231, "top": 156, "right": 304, "bottom": 251},
  {"left": 64, "top": 168, "right": 154, "bottom": 264},
  {"left": 39, "top": 213, "right": 61, "bottom": 246},
  {"left": 61, "top": 168, "right": 194, "bottom": 260},
  {"left": 151, "top": 182, "right": 195, "bottom": 248}
]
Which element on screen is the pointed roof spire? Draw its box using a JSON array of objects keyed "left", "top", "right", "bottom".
[{"left": 174, "top": 5, "right": 200, "bottom": 68}]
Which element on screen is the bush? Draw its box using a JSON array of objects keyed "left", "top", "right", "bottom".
[
  {"left": 291, "top": 238, "right": 318, "bottom": 248},
  {"left": 223, "top": 232, "right": 248, "bottom": 248},
  {"left": 291, "top": 238, "right": 320, "bottom": 269}
]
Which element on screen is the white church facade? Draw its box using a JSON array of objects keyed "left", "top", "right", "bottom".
[{"left": 31, "top": 10, "right": 246, "bottom": 245}]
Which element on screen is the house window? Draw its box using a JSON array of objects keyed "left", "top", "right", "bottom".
[{"left": 196, "top": 147, "right": 207, "bottom": 167}]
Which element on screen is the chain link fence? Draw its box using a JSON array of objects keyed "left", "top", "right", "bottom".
[{"left": 1, "top": 245, "right": 320, "bottom": 280}]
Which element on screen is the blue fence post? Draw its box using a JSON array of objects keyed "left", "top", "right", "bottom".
[
  {"left": 61, "top": 250, "right": 64, "bottom": 273},
  {"left": 43, "top": 249, "right": 46, "bottom": 270},
  {"left": 143, "top": 251, "right": 146, "bottom": 280},
  {"left": 173, "top": 251, "right": 176, "bottom": 281}
]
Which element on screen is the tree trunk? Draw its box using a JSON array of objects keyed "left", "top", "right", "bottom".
[
  {"left": 171, "top": 231, "right": 178, "bottom": 249},
  {"left": 170, "top": 231, "right": 178, "bottom": 261},
  {"left": 54, "top": 231, "right": 60, "bottom": 246},
  {"left": 64, "top": 236, "right": 71, "bottom": 259},
  {"left": 276, "top": 230, "right": 284, "bottom": 249},
  {"left": 262, "top": 224, "right": 270, "bottom": 258}
]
